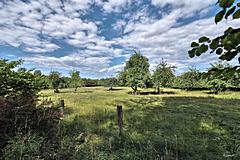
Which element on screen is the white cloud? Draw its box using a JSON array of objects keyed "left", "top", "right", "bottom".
[
  {"left": 152, "top": 0, "right": 216, "bottom": 15},
  {"left": 0, "top": 0, "right": 100, "bottom": 53},
  {"left": 100, "top": 0, "right": 133, "bottom": 13},
  {"left": 115, "top": 15, "right": 240, "bottom": 73},
  {"left": 24, "top": 52, "right": 114, "bottom": 77}
]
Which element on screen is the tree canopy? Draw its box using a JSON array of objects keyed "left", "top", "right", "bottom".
[
  {"left": 119, "top": 51, "right": 151, "bottom": 94},
  {"left": 49, "top": 71, "right": 61, "bottom": 93},
  {"left": 0, "top": 59, "right": 45, "bottom": 97},
  {"left": 70, "top": 70, "right": 82, "bottom": 92},
  {"left": 152, "top": 59, "right": 176, "bottom": 93}
]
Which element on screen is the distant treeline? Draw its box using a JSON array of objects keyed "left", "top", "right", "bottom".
[{"left": 12, "top": 56, "right": 240, "bottom": 95}]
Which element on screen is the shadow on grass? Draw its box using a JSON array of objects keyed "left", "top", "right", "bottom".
[
  {"left": 107, "top": 88, "right": 124, "bottom": 91},
  {"left": 127, "top": 91, "right": 176, "bottom": 95},
  {"left": 78, "top": 90, "right": 94, "bottom": 93},
  {"left": 140, "top": 91, "right": 176, "bottom": 95},
  {"left": 60, "top": 96, "right": 240, "bottom": 159}
]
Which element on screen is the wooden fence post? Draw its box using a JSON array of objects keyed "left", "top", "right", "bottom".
[
  {"left": 59, "top": 99, "right": 64, "bottom": 116},
  {"left": 117, "top": 105, "right": 123, "bottom": 136}
]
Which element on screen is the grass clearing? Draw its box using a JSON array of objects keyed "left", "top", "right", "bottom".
[{"left": 40, "top": 87, "right": 240, "bottom": 159}]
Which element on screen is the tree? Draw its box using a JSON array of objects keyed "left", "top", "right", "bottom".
[
  {"left": 208, "top": 79, "right": 229, "bottom": 94},
  {"left": 0, "top": 60, "right": 44, "bottom": 97},
  {"left": 49, "top": 71, "right": 61, "bottom": 93},
  {"left": 0, "top": 59, "right": 59, "bottom": 151},
  {"left": 188, "top": 0, "right": 240, "bottom": 64},
  {"left": 70, "top": 70, "right": 82, "bottom": 92},
  {"left": 152, "top": 59, "right": 176, "bottom": 94},
  {"left": 203, "top": 60, "right": 239, "bottom": 92},
  {"left": 174, "top": 67, "right": 201, "bottom": 90},
  {"left": 120, "top": 51, "right": 150, "bottom": 94},
  {"left": 34, "top": 70, "right": 42, "bottom": 76}
]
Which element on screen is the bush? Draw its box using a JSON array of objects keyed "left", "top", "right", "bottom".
[
  {"left": 208, "top": 79, "right": 229, "bottom": 94},
  {"left": 0, "top": 60, "right": 60, "bottom": 157},
  {"left": 2, "top": 134, "right": 44, "bottom": 160}
]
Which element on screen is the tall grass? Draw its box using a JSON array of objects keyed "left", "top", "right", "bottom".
[{"left": 36, "top": 87, "right": 240, "bottom": 159}]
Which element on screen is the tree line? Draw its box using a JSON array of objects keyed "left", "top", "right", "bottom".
[
  {"left": 11, "top": 51, "right": 240, "bottom": 95},
  {"left": 118, "top": 51, "right": 240, "bottom": 94}
]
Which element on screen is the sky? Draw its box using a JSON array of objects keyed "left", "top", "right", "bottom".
[{"left": 0, "top": 0, "right": 239, "bottom": 78}]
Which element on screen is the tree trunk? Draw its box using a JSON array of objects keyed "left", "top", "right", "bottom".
[
  {"left": 131, "top": 86, "right": 138, "bottom": 95},
  {"left": 74, "top": 87, "right": 77, "bottom": 93},
  {"left": 54, "top": 88, "right": 60, "bottom": 93},
  {"left": 157, "top": 87, "right": 160, "bottom": 94}
]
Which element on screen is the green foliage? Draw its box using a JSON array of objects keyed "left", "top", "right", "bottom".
[
  {"left": 0, "top": 59, "right": 60, "bottom": 158},
  {"left": 153, "top": 59, "right": 176, "bottom": 93},
  {"left": 70, "top": 70, "right": 82, "bottom": 92},
  {"left": 101, "top": 77, "right": 119, "bottom": 90},
  {"left": 202, "top": 61, "right": 240, "bottom": 91},
  {"left": 208, "top": 79, "right": 229, "bottom": 94},
  {"left": 49, "top": 71, "right": 61, "bottom": 93},
  {"left": 188, "top": 0, "right": 240, "bottom": 65},
  {"left": 119, "top": 51, "right": 151, "bottom": 93},
  {"left": 82, "top": 78, "right": 101, "bottom": 87},
  {"left": 173, "top": 67, "right": 202, "bottom": 90},
  {"left": 0, "top": 60, "right": 45, "bottom": 97},
  {"left": 3, "top": 134, "right": 44, "bottom": 160}
]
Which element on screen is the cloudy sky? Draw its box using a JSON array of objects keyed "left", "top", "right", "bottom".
[{"left": 0, "top": 0, "right": 239, "bottom": 78}]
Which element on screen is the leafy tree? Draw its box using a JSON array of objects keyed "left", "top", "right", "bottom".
[
  {"left": 0, "top": 59, "right": 60, "bottom": 152},
  {"left": 49, "top": 71, "right": 61, "bottom": 93},
  {"left": 82, "top": 78, "right": 100, "bottom": 87},
  {"left": 188, "top": 0, "right": 240, "bottom": 64},
  {"left": 98, "top": 77, "right": 119, "bottom": 90},
  {"left": 203, "top": 60, "right": 240, "bottom": 91},
  {"left": 34, "top": 70, "right": 42, "bottom": 76},
  {"left": 152, "top": 59, "right": 176, "bottom": 94},
  {"left": 70, "top": 70, "right": 82, "bottom": 92},
  {"left": 17, "top": 67, "right": 27, "bottom": 73},
  {"left": 174, "top": 67, "right": 201, "bottom": 90},
  {"left": 118, "top": 70, "right": 128, "bottom": 86},
  {"left": 0, "top": 60, "right": 44, "bottom": 97},
  {"left": 120, "top": 51, "right": 150, "bottom": 94},
  {"left": 208, "top": 79, "right": 229, "bottom": 94}
]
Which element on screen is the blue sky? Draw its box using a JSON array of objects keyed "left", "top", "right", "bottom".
[{"left": 0, "top": 0, "right": 239, "bottom": 78}]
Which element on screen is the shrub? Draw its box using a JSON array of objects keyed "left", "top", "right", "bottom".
[
  {"left": 208, "top": 79, "right": 229, "bottom": 94},
  {"left": 2, "top": 134, "right": 44, "bottom": 160},
  {"left": 0, "top": 59, "right": 60, "bottom": 157}
]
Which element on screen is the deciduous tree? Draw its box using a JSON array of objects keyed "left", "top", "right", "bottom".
[
  {"left": 70, "top": 70, "right": 82, "bottom": 92},
  {"left": 153, "top": 59, "right": 176, "bottom": 94},
  {"left": 120, "top": 51, "right": 151, "bottom": 94},
  {"left": 49, "top": 71, "right": 61, "bottom": 93}
]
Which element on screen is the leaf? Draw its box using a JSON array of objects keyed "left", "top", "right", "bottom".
[
  {"left": 210, "top": 39, "right": 219, "bottom": 50},
  {"left": 188, "top": 48, "right": 196, "bottom": 58},
  {"left": 191, "top": 42, "right": 199, "bottom": 47},
  {"left": 215, "top": 10, "right": 226, "bottom": 23},
  {"left": 219, "top": 51, "right": 238, "bottom": 61},
  {"left": 216, "top": 48, "right": 223, "bottom": 55},
  {"left": 199, "top": 36, "right": 210, "bottom": 43},
  {"left": 220, "top": 0, "right": 234, "bottom": 8},
  {"left": 233, "top": 9, "right": 240, "bottom": 19},
  {"left": 197, "top": 44, "right": 208, "bottom": 56},
  {"left": 225, "top": 6, "right": 236, "bottom": 19},
  {"left": 239, "top": 57, "right": 240, "bottom": 63},
  {"left": 237, "top": 2, "right": 240, "bottom": 7},
  {"left": 224, "top": 27, "right": 233, "bottom": 35}
]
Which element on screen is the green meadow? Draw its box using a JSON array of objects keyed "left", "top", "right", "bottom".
[{"left": 40, "top": 87, "right": 240, "bottom": 159}]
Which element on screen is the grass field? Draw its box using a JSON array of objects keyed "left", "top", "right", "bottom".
[{"left": 41, "top": 87, "right": 240, "bottom": 160}]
